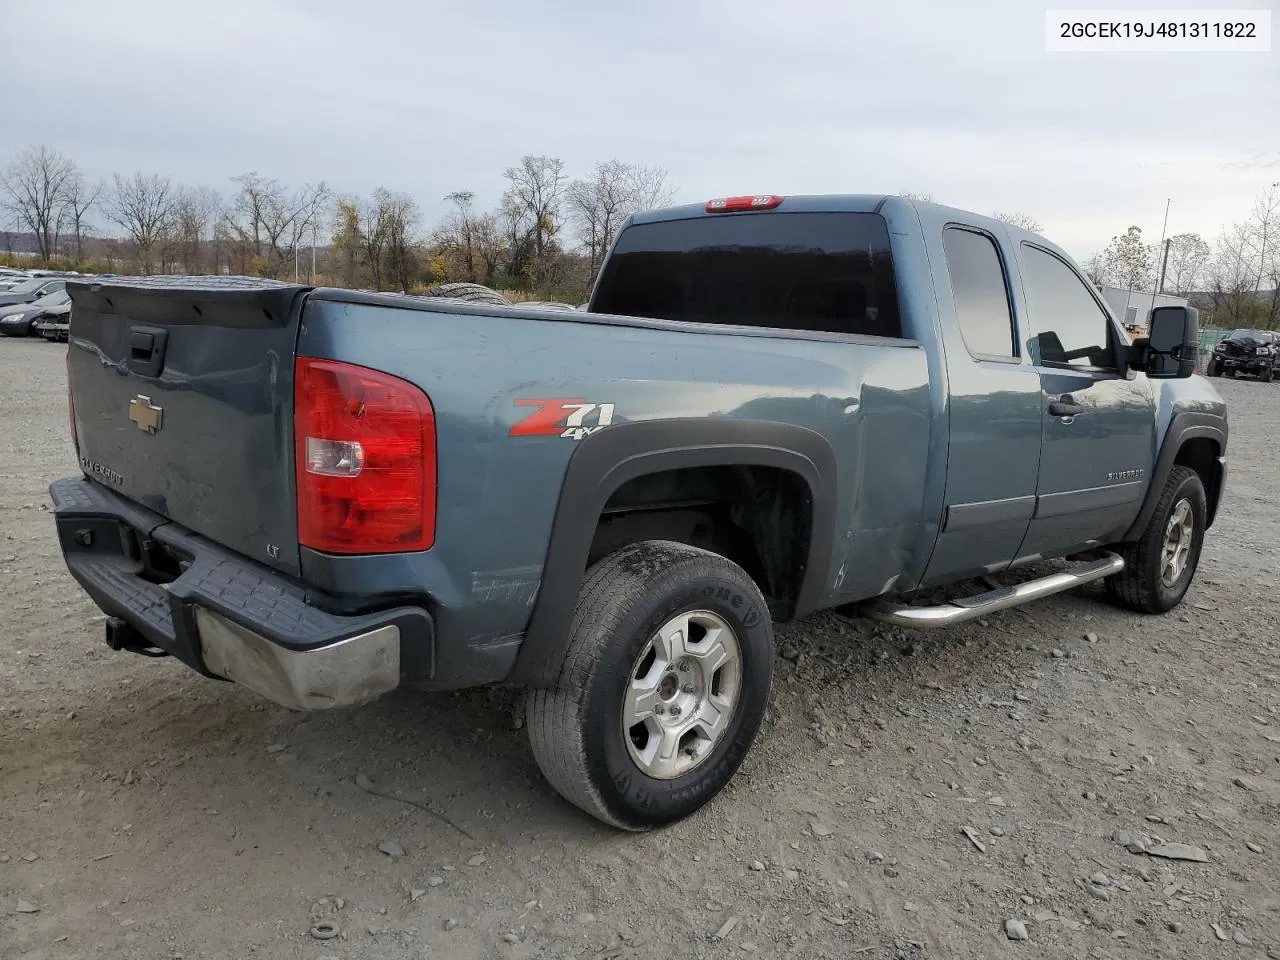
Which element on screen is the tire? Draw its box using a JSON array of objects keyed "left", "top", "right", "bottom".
[
  {"left": 1105, "top": 465, "right": 1207, "bottom": 614},
  {"left": 519, "top": 301, "right": 576, "bottom": 311},
  {"left": 421, "top": 282, "right": 512, "bottom": 306},
  {"left": 526, "top": 540, "right": 774, "bottom": 830},
  {"left": 1263, "top": 364, "right": 1275, "bottom": 383},
  {"left": 1206, "top": 359, "right": 1220, "bottom": 377}
]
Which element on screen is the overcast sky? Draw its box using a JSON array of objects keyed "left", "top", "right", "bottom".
[{"left": 3, "top": 0, "right": 1277, "bottom": 259}]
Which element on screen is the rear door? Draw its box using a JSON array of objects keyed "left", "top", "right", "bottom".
[
  {"left": 919, "top": 223, "right": 1042, "bottom": 586},
  {"left": 67, "top": 278, "right": 307, "bottom": 575},
  {"left": 1014, "top": 244, "right": 1155, "bottom": 562}
]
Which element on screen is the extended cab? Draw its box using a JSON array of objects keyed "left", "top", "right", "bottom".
[{"left": 52, "top": 196, "right": 1227, "bottom": 829}]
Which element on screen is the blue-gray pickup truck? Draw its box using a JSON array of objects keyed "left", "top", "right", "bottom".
[{"left": 52, "top": 194, "right": 1226, "bottom": 829}]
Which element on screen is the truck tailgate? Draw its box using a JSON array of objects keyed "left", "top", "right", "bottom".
[{"left": 66, "top": 277, "right": 309, "bottom": 577}]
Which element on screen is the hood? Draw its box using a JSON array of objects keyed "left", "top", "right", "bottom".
[
  {"left": 0, "top": 292, "right": 43, "bottom": 307},
  {"left": 0, "top": 301, "right": 34, "bottom": 319},
  {"left": 1221, "top": 332, "right": 1269, "bottom": 349}
]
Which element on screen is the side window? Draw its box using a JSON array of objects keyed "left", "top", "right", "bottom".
[
  {"left": 942, "top": 227, "right": 1016, "bottom": 358},
  {"left": 1020, "top": 244, "right": 1116, "bottom": 369}
]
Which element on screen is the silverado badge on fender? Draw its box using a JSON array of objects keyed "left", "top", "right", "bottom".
[{"left": 128, "top": 395, "right": 163, "bottom": 434}]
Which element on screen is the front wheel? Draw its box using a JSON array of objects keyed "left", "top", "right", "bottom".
[
  {"left": 1106, "top": 465, "right": 1206, "bottom": 614},
  {"left": 1206, "top": 358, "right": 1220, "bottom": 377},
  {"left": 1263, "top": 363, "right": 1275, "bottom": 383},
  {"left": 527, "top": 540, "right": 774, "bottom": 829}
]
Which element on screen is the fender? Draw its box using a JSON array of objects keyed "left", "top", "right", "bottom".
[
  {"left": 507, "top": 418, "right": 839, "bottom": 687},
  {"left": 1122, "top": 411, "right": 1227, "bottom": 541}
]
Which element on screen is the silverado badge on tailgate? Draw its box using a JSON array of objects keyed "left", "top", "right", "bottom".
[{"left": 128, "top": 395, "right": 163, "bottom": 434}]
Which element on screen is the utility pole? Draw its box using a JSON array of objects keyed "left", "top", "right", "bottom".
[
  {"left": 311, "top": 220, "right": 317, "bottom": 281},
  {"left": 1153, "top": 198, "right": 1171, "bottom": 294}
]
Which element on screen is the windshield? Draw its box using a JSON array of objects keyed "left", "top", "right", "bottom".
[
  {"left": 32, "top": 289, "right": 70, "bottom": 307},
  {"left": 1227, "top": 329, "right": 1270, "bottom": 340},
  {"left": 592, "top": 211, "right": 903, "bottom": 339}
]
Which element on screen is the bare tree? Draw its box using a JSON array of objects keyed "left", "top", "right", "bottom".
[
  {"left": 225, "top": 171, "right": 273, "bottom": 265},
  {"left": 502, "top": 155, "right": 566, "bottom": 285},
  {"left": 171, "top": 186, "right": 222, "bottom": 274},
  {"left": 1082, "top": 252, "right": 1110, "bottom": 288},
  {"left": 225, "top": 172, "right": 330, "bottom": 277},
  {"left": 1245, "top": 183, "right": 1280, "bottom": 294},
  {"left": 627, "top": 164, "right": 678, "bottom": 212},
  {"left": 360, "top": 198, "right": 390, "bottom": 291},
  {"left": 331, "top": 198, "right": 364, "bottom": 287},
  {"left": 59, "top": 170, "right": 103, "bottom": 263},
  {"left": 992, "top": 211, "right": 1043, "bottom": 233},
  {"left": 283, "top": 183, "right": 332, "bottom": 280},
  {"left": 105, "top": 171, "right": 177, "bottom": 274},
  {"left": 500, "top": 194, "right": 536, "bottom": 285},
  {"left": 435, "top": 191, "right": 480, "bottom": 282},
  {"left": 471, "top": 212, "right": 507, "bottom": 287},
  {"left": 900, "top": 191, "right": 934, "bottom": 203},
  {"left": 1103, "top": 226, "right": 1153, "bottom": 293},
  {"left": 1205, "top": 221, "right": 1257, "bottom": 323},
  {"left": 1158, "top": 233, "right": 1211, "bottom": 296},
  {"left": 0, "top": 145, "right": 77, "bottom": 263},
  {"left": 567, "top": 161, "right": 677, "bottom": 278},
  {"left": 373, "top": 188, "right": 421, "bottom": 292}
]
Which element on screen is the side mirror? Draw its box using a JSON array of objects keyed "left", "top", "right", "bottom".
[{"left": 1130, "top": 305, "right": 1198, "bottom": 379}]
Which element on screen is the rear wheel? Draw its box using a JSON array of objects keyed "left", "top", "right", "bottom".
[
  {"left": 1106, "top": 465, "right": 1206, "bottom": 614},
  {"left": 526, "top": 541, "right": 774, "bottom": 829}
]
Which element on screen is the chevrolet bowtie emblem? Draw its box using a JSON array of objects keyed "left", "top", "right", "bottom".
[{"left": 128, "top": 395, "right": 163, "bottom": 434}]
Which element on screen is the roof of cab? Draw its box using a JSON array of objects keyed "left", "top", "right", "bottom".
[
  {"left": 629, "top": 194, "right": 893, "bottom": 225},
  {"left": 628, "top": 193, "right": 1061, "bottom": 257}
]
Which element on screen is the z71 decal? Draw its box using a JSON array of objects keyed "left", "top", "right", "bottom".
[{"left": 509, "top": 398, "right": 617, "bottom": 440}]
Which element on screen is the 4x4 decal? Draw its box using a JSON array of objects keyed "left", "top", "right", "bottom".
[{"left": 509, "top": 398, "right": 616, "bottom": 440}]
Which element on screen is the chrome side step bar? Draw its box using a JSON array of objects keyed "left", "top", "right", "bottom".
[{"left": 860, "top": 553, "right": 1125, "bottom": 629}]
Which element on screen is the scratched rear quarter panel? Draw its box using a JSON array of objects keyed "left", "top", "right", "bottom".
[{"left": 295, "top": 294, "right": 932, "bottom": 682}]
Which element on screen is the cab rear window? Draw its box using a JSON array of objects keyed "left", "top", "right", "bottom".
[{"left": 591, "top": 212, "right": 902, "bottom": 339}]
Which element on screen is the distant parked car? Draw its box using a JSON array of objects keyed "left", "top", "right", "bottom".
[
  {"left": 34, "top": 302, "right": 70, "bottom": 341},
  {"left": 0, "top": 288, "right": 70, "bottom": 337},
  {"left": 0, "top": 269, "right": 30, "bottom": 291},
  {"left": 1206, "top": 329, "right": 1280, "bottom": 382},
  {"left": 0, "top": 275, "right": 65, "bottom": 307}
]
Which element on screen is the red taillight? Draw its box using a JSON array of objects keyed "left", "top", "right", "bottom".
[
  {"left": 705, "top": 195, "right": 784, "bottom": 213},
  {"left": 294, "top": 357, "right": 436, "bottom": 554},
  {"left": 66, "top": 348, "right": 78, "bottom": 452}
]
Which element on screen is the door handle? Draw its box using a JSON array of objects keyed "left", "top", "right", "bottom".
[{"left": 1049, "top": 395, "right": 1083, "bottom": 417}]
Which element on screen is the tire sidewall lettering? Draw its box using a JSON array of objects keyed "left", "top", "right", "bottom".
[{"left": 588, "top": 568, "right": 773, "bottom": 826}]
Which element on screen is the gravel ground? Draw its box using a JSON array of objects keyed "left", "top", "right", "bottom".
[{"left": 1, "top": 337, "right": 1278, "bottom": 960}]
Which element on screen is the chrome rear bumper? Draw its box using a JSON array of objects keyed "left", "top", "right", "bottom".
[{"left": 196, "top": 608, "right": 401, "bottom": 710}]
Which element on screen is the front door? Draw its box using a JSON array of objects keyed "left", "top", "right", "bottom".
[
  {"left": 1015, "top": 244, "right": 1155, "bottom": 563},
  {"left": 920, "top": 224, "right": 1042, "bottom": 586}
]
